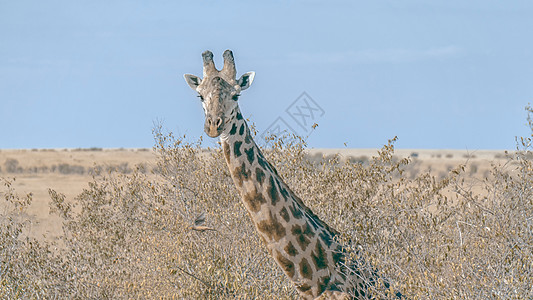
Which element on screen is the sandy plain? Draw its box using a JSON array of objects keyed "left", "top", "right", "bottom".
[{"left": 0, "top": 148, "right": 511, "bottom": 241}]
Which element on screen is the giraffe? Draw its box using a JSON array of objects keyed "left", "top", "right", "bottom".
[{"left": 183, "top": 50, "right": 394, "bottom": 299}]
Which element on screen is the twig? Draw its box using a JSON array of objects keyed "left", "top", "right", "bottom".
[
  {"left": 175, "top": 265, "right": 212, "bottom": 289},
  {"left": 456, "top": 221, "right": 463, "bottom": 247}
]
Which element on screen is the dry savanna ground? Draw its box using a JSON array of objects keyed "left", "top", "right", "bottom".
[{"left": 0, "top": 148, "right": 155, "bottom": 240}]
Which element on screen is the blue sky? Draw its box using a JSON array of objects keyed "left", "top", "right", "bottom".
[{"left": 1, "top": 1, "right": 532, "bottom": 150}]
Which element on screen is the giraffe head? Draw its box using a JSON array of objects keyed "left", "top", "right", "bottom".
[{"left": 184, "top": 50, "right": 255, "bottom": 138}]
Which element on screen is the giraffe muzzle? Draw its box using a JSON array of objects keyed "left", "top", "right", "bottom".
[{"left": 205, "top": 116, "right": 224, "bottom": 137}]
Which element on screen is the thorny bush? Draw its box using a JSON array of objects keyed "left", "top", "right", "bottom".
[{"left": 1, "top": 106, "right": 532, "bottom": 299}]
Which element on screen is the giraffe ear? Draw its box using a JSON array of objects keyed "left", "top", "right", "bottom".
[
  {"left": 184, "top": 74, "right": 202, "bottom": 90},
  {"left": 237, "top": 72, "right": 255, "bottom": 91}
]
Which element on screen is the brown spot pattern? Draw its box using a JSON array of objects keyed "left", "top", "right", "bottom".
[
  {"left": 257, "top": 211, "right": 286, "bottom": 242},
  {"left": 257, "top": 154, "right": 279, "bottom": 176},
  {"left": 255, "top": 167, "right": 265, "bottom": 185},
  {"left": 244, "top": 146, "right": 255, "bottom": 164},
  {"left": 311, "top": 240, "right": 328, "bottom": 270},
  {"left": 297, "top": 283, "right": 312, "bottom": 293},
  {"left": 319, "top": 230, "right": 333, "bottom": 247},
  {"left": 292, "top": 223, "right": 314, "bottom": 251},
  {"left": 267, "top": 175, "right": 280, "bottom": 205},
  {"left": 233, "top": 141, "right": 242, "bottom": 157},
  {"left": 317, "top": 275, "right": 331, "bottom": 295},
  {"left": 332, "top": 245, "right": 344, "bottom": 265},
  {"left": 229, "top": 123, "right": 237, "bottom": 135},
  {"left": 279, "top": 207, "right": 290, "bottom": 222},
  {"left": 243, "top": 187, "right": 267, "bottom": 213},
  {"left": 244, "top": 131, "right": 252, "bottom": 144},
  {"left": 257, "top": 154, "right": 270, "bottom": 171},
  {"left": 239, "top": 123, "right": 244, "bottom": 135},
  {"left": 284, "top": 241, "right": 298, "bottom": 257},
  {"left": 299, "top": 257, "right": 313, "bottom": 280},
  {"left": 289, "top": 203, "right": 303, "bottom": 220},
  {"left": 232, "top": 162, "right": 251, "bottom": 187},
  {"left": 274, "top": 250, "right": 295, "bottom": 278}
]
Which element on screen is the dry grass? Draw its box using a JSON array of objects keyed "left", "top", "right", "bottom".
[
  {"left": 0, "top": 148, "right": 156, "bottom": 241},
  {"left": 1, "top": 106, "right": 532, "bottom": 299},
  {"left": 0, "top": 146, "right": 503, "bottom": 243}
]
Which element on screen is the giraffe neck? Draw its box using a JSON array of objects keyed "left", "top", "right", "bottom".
[{"left": 219, "top": 106, "right": 349, "bottom": 299}]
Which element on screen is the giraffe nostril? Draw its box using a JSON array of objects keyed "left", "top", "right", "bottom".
[{"left": 216, "top": 118, "right": 223, "bottom": 128}]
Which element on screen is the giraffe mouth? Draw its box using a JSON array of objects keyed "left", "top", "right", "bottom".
[
  {"left": 204, "top": 118, "right": 225, "bottom": 138},
  {"left": 205, "top": 128, "right": 222, "bottom": 138}
]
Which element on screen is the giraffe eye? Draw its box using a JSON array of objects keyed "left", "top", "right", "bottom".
[
  {"left": 232, "top": 94, "right": 240, "bottom": 101},
  {"left": 197, "top": 95, "right": 204, "bottom": 101}
]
